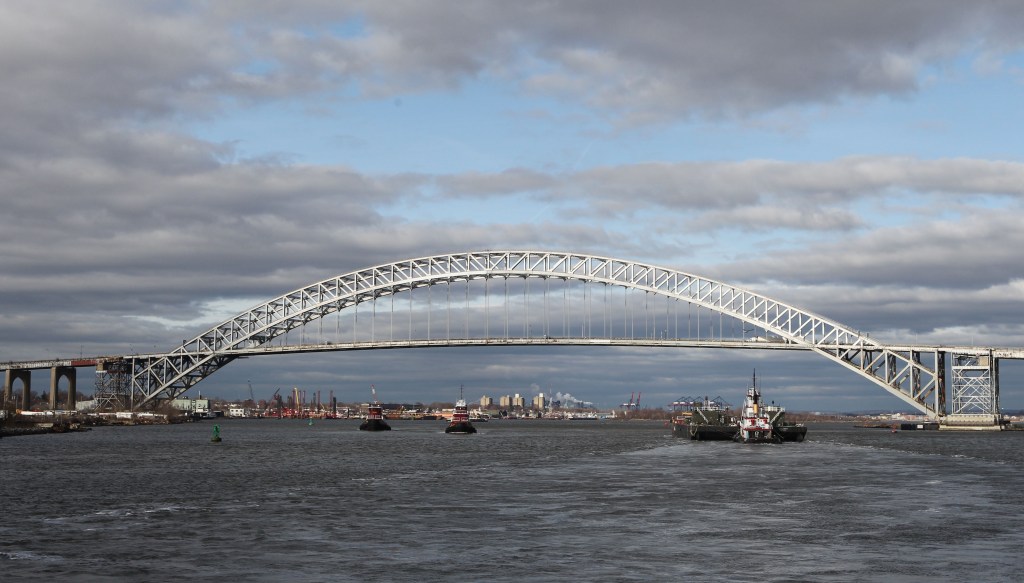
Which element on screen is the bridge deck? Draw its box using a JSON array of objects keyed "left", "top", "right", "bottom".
[{"left": 4, "top": 339, "right": 1023, "bottom": 371}]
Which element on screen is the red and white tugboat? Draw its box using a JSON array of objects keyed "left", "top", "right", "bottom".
[
  {"left": 445, "top": 385, "right": 477, "bottom": 434},
  {"left": 735, "top": 372, "right": 778, "bottom": 444},
  {"left": 359, "top": 385, "right": 391, "bottom": 431}
]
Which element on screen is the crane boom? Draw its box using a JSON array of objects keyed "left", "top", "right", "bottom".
[{"left": 269, "top": 388, "right": 281, "bottom": 417}]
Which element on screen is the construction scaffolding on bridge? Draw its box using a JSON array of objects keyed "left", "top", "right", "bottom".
[{"left": 93, "top": 358, "right": 132, "bottom": 411}]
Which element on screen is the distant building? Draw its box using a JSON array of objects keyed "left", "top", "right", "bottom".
[
  {"left": 480, "top": 395, "right": 493, "bottom": 408},
  {"left": 171, "top": 398, "right": 210, "bottom": 414},
  {"left": 499, "top": 395, "right": 512, "bottom": 408},
  {"left": 533, "top": 393, "right": 547, "bottom": 410},
  {"left": 75, "top": 399, "right": 98, "bottom": 412},
  {"left": 512, "top": 393, "right": 525, "bottom": 409}
]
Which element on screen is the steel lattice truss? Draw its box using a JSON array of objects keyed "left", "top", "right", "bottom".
[
  {"left": 127, "top": 251, "right": 946, "bottom": 414},
  {"left": 951, "top": 353, "right": 997, "bottom": 415}
]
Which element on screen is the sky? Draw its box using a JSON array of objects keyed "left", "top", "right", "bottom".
[{"left": 3, "top": 1, "right": 1024, "bottom": 413}]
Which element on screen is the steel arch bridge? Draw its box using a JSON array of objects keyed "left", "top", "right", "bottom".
[{"left": 79, "top": 249, "right": 1005, "bottom": 421}]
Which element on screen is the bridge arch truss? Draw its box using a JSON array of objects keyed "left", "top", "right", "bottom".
[{"left": 117, "top": 250, "right": 968, "bottom": 417}]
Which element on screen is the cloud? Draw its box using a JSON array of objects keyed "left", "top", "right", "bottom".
[
  {"left": 434, "top": 168, "right": 555, "bottom": 198},
  {"left": 576, "top": 157, "right": 1024, "bottom": 207},
  {"left": 4, "top": 1, "right": 1024, "bottom": 132},
  {"left": 426, "top": 157, "right": 1024, "bottom": 224},
  {"left": 693, "top": 205, "right": 864, "bottom": 232},
  {"left": 719, "top": 210, "right": 1024, "bottom": 289}
]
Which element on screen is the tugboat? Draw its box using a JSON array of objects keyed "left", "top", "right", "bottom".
[
  {"left": 359, "top": 385, "right": 391, "bottom": 431},
  {"left": 670, "top": 396, "right": 737, "bottom": 441},
  {"left": 445, "top": 385, "right": 477, "bottom": 434},
  {"left": 735, "top": 372, "right": 777, "bottom": 444}
]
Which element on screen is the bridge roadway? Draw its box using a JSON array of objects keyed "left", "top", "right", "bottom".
[
  {"left": 6, "top": 337, "right": 1024, "bottom": 371},
  {"left": 4, "top": 337, "right": 1024, "bottom": 425}
]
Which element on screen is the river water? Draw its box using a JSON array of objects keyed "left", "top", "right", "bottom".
[{"left": 2, "top": 419, "right": 1023, "bottom": 582}]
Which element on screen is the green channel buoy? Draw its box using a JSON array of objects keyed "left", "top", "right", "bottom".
[{"left": 211, "top": 424, "right": 222, "bottom": 442}]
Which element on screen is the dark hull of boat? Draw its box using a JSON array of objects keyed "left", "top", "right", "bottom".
[
  {"left": 900, "top": 422, "right": 939, "bottom": 431},
  {"left": 672, "top": 423, "right": 738, "bottom": 441},
  {"left": 444, "top": 421, "right": 477, "bottom": 434},
  {"left": 359, "top": 419, "right": 392, "bottom": 431},
  {"left": 774, "top": 424, "right": 807, "bottom": 442}
]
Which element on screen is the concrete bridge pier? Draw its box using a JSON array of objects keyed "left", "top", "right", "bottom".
[
  {"left": 49, "top": 366, "right": 76, "bottom": 410},
  {"left": 4, "top": 369, "right": 32, "bottom": 410}
]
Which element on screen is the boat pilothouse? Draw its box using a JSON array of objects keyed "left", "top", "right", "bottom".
[{"left": 735, "top": 372, "right": 778, "bottom": 444}]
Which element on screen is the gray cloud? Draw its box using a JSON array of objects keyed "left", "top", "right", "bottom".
[
  {"left": 4, "top": 1, "right": 1024, "bottom": 131},
  {"left": 719, "top": 211, "right": 1024, "bottom": 289},
  {"left": 429, "top": 157, "right": 1024, "bottom": 224},
  {"left": 435, "top": 168, "right": 555, "bottom": 198},
  {"left": 577, "top": 157, "right": 1024, "bottom": 207}
]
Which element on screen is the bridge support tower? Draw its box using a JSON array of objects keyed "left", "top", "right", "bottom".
[
  {"left": 3, "top": 369, "right": 32, "bottom": 410},
  {"left": 49, "top": 366, "right": 77, "bottom": 411},
  {"left": 944, "top": 351, "right": 1002, "bottom": 428}
]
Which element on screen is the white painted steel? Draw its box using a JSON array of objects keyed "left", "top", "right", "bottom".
[{"left": 111, "top": 251, "right": 960, "bottom": 415}]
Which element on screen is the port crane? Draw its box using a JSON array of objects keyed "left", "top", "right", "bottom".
[
  {"left": 267, "top": 388, "right": 282, "bottom": 417},
  {"left": 621, "top": 391, "right": 641, "bottom": 410}
]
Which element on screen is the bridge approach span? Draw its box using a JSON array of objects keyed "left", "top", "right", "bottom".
[{"left": 108, "top": 250, "right": 959, "bottom": 415}]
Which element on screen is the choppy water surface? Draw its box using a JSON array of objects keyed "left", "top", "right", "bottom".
[{"left": 2, "top": 420, "right": 1023, "bottom": 582}]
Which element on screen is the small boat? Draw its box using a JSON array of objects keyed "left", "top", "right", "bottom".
[
  {"left": 359, "top": 385, "right": 391, "bottom": 431},
  {"left": 735, "top": 373, "right": 777, "bottom": 444},
  {"left": 445, "top": 385, "right": 477, "bottom": 434}
]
